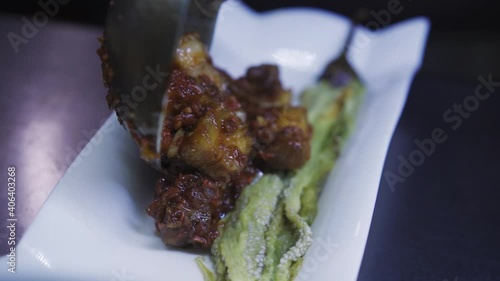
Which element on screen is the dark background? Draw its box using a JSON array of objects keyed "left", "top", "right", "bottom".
[
  {"left": 1, "top": 0, "right": 498, "bottom": 31},
  {"left": 2, "top": 0, "right": 500, "bottom": 79},
  {"left": 1, "top": 1, "right": 499, "bottom": 281}
]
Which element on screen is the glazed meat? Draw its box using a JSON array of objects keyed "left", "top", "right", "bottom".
[
  {"left": 147, "top": 165, "right": 258, "bottom": 248},
  {"left": 231, "top": 65, "right": 312, "bottom": 170},
  {"left": 230, "top": 64, "right": 292, "bottom": 110},
  {"left": 158, "top": 34, "right": 252, "bottom": 183},
  {"left": 173, "top": 33, "right": 231, "bottom": 90},
  {"left": 160, "top": 70, "right": 251, "bottom": 182},
  {"left": 147, "top": 172, "right": 224, "bottom": 247},
  {"left": 99, "top": 34, "right": 312, "bottom": 248},
  {"left": 248, "top": 106, "right": 312, "bottom": 170}
]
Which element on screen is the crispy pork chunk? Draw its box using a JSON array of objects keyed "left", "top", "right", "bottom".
[
  {"left": 160, "top": 56, "right": 252, "bottom": 183},
  {"left": 230, "top": 64, "right": 312, "bottom": 170}
]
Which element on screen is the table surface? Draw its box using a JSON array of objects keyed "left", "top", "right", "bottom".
[{"left": 1, "top": 14, "right": 499, "bottom": 281}]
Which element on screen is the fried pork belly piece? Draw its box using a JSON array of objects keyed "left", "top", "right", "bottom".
[
  {"left": 147, "top": 166, "right": 257, "bottom": 248},
  {"left": 174, "top": 33, "right": 232, "bottom": 91},
  {"left": 230, "top": 64, "right": 292, "bottom": 109},
  {"left": 159, "top": 34, "right": 251, "bottom": 182},
  {"left": 147, "top": 172, "right": 224, "bottom": 248},
  {"left": 249, "top": 107, "right": 312, "bottom": 170},
  {"left": 160, "top": 70, "right": 251, "bottom": 183},
  {"left": 230, "top": 65, "right": 312, "bottom": 170}
]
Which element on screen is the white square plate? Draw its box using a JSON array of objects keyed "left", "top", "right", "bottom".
[{"left": 0, "top": 1, "right": 429, "bottom": 280}]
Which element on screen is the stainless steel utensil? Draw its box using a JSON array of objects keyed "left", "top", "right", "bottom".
[{"left": 104, "top": 0, "right": 224, "bottom": 170}]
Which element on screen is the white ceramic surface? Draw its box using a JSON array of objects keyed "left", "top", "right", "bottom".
[{"left": 0, "top": 1, "right": 429, "bottom": 280}]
